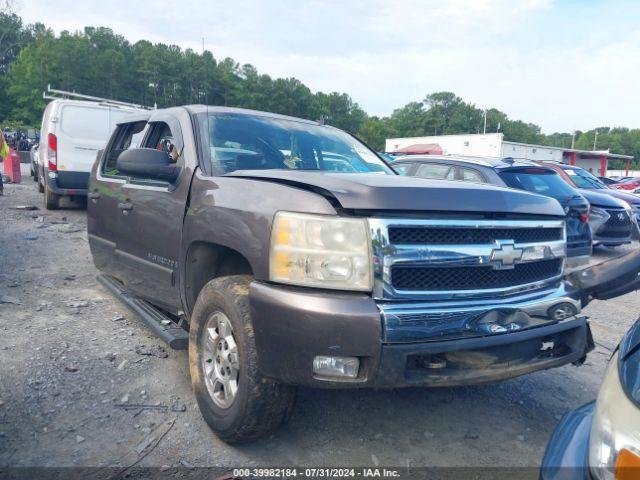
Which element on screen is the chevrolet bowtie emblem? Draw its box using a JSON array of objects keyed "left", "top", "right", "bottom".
[{"left": 489, "top": 241, "right": 523, "bottom": 269}]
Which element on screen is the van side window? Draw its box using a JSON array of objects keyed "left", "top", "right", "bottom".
[{"left": 102, "top": 121, "right": 147, "bottom": 177}]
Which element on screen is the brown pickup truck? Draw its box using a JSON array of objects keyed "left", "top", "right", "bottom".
[{"left": 87, "top": 105, "right": 640, "bottom": 443}]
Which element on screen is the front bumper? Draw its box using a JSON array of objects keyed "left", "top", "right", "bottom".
[
  {"left": 249, "top": 281, "right": 593, "bottom": 388},
  {"left": 540, "top": 401, "right": 594, "bottom": 480},
  {"left": 593, "top": 233, "right": 632, "bottom": 247}
]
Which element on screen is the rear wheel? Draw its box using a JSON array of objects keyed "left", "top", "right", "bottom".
[
  {"left": 189, "top": 275, "right": 295, "bottom": 444},
  {"left": 44, "top": 182, "right": 60, "bottom": 210}
]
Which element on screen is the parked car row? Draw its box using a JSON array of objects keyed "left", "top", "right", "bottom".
[{"left": 544, "top": 163, "right": 640, "bottom": 244}]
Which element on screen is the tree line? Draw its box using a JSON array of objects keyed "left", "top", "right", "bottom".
[{"left": 1, "top": 9, "right": 640, "bottom": 169}]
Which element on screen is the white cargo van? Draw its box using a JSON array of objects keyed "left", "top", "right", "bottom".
[{"left": 38, "top": 99, "right": 141, "bottom": 209}]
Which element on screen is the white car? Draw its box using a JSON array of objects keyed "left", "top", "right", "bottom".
[{"left": 37, "top": 99, "right": 141, "bottom": 209}]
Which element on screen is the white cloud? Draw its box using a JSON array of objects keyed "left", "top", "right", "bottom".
[{"left": 16, "top": 0, "right": 640, "bottom": 133}]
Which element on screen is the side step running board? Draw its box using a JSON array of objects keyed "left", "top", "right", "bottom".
[{"left": 97, "top": 274, "right": 189, "bottom": 350}]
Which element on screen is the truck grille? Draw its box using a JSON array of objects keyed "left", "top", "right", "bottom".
[
  {"left": 389, "top": 227, "right": 563, "bottom": 245},
  {"left": 391, "top": 259, "right": 562, "bottom": 291},
  {"left": 369, "top": 218, "right": 566, "bottom": 300}
]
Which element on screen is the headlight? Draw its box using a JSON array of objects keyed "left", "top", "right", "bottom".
[
  {"left": 589, "top": 351, "right": 640, "bottom": 480},
  {"left": 269, "top": 212, "right": 372, "bottom": 291},
  {"left": 589, "top": 206, "right": 611, "bottom": 234}
]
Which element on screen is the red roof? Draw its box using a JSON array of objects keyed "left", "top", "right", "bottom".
[{"left": 390, "top": 143, "right": 444, "bottom": 155}]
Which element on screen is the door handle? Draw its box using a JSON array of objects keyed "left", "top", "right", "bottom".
[{"left": 118, "top": 202, "right": 133, "bottom": 211}]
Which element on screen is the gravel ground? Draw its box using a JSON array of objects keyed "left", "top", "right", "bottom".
[{"left": 1, "top": 165, "right": 639, "bottom": 474}]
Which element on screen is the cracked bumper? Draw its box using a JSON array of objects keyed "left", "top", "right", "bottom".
[{"left": 249, "top": 281, "right": 592, "bottom": 388}]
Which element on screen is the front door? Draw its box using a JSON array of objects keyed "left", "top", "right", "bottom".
[{"left": 114, "top": 113, "right": 192, "bottom": 312}]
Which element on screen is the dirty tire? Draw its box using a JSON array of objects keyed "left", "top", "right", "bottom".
[
  {"left": 44, "top": 182, "right": 60, "bottom": 210},
  {"left": 189, "top": 275, "right": 296, "bottom": 444}
]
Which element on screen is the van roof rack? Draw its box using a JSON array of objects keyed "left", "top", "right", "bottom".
[{"left": 43, "top": 84, "right": 153, "bottom": 110}]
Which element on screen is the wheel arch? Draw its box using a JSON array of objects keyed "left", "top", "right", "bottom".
[{"left": 183, "top": 241, "right": 254, "bottom": 317}]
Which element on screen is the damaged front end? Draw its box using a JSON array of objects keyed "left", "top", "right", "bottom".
[{"left": 372, "top": 218, "right": 640, "bottom": 388}]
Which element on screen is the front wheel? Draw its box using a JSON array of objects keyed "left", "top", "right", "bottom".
[{"left": 189, "top": 275, "right": 295, "bottom": 444}]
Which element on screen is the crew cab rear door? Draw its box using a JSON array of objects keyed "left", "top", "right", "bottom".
[{"left": 114, "top": 111, "right": 193, "bottom": 312}]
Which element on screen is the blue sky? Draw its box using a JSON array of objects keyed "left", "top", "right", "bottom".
[{"left": 19, "top": 0, "right": 640, "bottom": 133}]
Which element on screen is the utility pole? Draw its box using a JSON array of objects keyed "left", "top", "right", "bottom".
[
  {"left": 593, "top": 131, "right": 598, "bottom": 150},
  {"left": 571, "top": 131, "right": 576, "bottom": 149},
  {"left": 483, "top": 109, "right": 487, "bottom": 134}
]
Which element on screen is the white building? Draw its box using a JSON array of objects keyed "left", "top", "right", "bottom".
[{"left": 385, "top": 133, "right": 633, "bottom": 177}]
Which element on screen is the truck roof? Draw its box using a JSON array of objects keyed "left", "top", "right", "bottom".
[
  {"left": 184, "top": 105, "right": 321, "bottom": 126},
  {"left": 114, "top": 104, "right": 325, "bottom": 128}
]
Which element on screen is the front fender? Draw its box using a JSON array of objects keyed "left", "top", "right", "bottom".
[{"left": 181, "top": 171, "right": 338, "bottom": 281}]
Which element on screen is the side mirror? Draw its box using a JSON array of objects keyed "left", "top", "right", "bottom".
[{"left": 116, "top": 148, "right": 181, "bottom": 182}]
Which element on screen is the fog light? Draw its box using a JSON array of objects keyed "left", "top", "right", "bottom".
[{"left": 313, "top": 356, "right": 359, "bottom": 379}]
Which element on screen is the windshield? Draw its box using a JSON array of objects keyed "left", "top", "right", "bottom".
[
  {"left": 197, "top": 112, "right": 393, "bottom": 175},
  {"left": 564, "top": 167, "right": 607, "bottom": 189},
  {"left": 499, "top": 168, "right": 578, "bottom": 200}
]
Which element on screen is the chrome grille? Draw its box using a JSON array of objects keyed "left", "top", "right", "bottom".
[
  {"left": 369, "top": 218, "right": 566, "bottom": 300},
  {"left": 391, "top": 259, "right": 562, "bottom": 291},
  {"left": 388, "top": 227, "right": 563, "bottom": 245}
]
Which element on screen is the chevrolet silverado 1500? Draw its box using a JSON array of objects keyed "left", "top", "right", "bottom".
[{"left": 87, "top": 106, "right": 640, "bottom": 443}]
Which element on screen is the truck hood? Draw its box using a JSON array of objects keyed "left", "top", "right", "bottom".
[{"left": 227, "top": 170, "right": 564, "bottom": 216}]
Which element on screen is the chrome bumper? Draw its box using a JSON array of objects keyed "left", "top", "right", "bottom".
[{"left": 378, "top": 284, "right": 581, "bottom": 343}]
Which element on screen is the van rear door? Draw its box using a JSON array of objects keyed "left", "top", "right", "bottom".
[{"left": 56, "top": 104, "right": 133, "bottom": 189}]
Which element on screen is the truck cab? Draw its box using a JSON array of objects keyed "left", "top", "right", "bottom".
[{"left": 87, "top": 106, "right": 640, "bottom": 443}]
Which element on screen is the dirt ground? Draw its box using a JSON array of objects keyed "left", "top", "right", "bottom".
[{"left": 1, "top": 165, "right": 639, "bottom": 475}]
